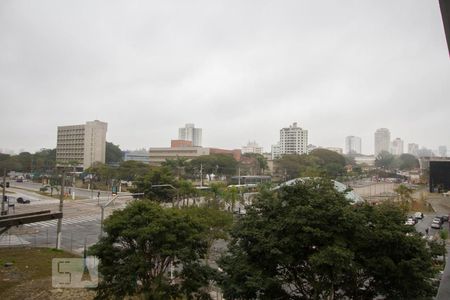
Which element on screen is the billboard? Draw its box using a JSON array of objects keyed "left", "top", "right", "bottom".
[{"left": 429, "top": 161, "right": 450, "bottom": 192}]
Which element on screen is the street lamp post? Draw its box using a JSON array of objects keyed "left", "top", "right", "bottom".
[{"left": 56, "top": 170, "right": 66, "bottom": 249}]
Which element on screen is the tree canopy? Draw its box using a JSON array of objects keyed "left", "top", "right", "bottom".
[
  {"left": 275, "top": 150, "right": 346, "bottom": 180},
  {"left": 90, "top": 201, "right": 216, "bottom": 299},
  {"left": 105, "top": 142, "right": 123, "bottom": 164},
  {"left": 218, "top": 178, "right": 439, "bottom": 299}
]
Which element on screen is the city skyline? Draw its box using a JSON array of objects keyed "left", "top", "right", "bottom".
[{"left": 0, "top": 1, "right": 449, "bottom": 155}]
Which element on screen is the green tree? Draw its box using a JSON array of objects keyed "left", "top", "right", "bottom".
[
  {"left": 218, "top": 178, "right": 438, "bottom": 299},
  {"left": 131, "top": 167, "right": 177, "bottom": 203},
  {"left": 189, "top": 154, "right": 238, "bottom": 180},
  {"left": 117, "top": 160, "right": 150, "bottom": 181},
  {"left": 90, "top": 201, "right": 214, "bottom": 299},
  {"left": 394, "top": 184, "right": 414, "bottom": 207},
  {"left": 275, "top": 154, "right": 324, "bottom": 179},
  {"left": 375, "top": 151, "right": 395, "bottom": 169},
  {"left": 397, "top": 153, "right": 420, "bottom": 170},
  {"left": 162, "top": 157, "right": 188, "bottom": 179},
  {"left": 223, "top": 186, "right": 240, "bottom": 212},
  {"left": 184, "top": 206, "right": 233, "bottom": 265},
  {"left": 85, "top": 162, "right": 117, "bottom": 186},
  {"left": 178, "top": 179, "right": 196, "bottom": 206},
  {"left": 241, "top": 153, "right": 268, "bottom": 175},
  {"left": 105, "top": 142, "right": 123, "bottom": 164},
  {"left": 209, "top": 182, "right": 226, "bottom": 206},
  {"left": 440, "top": 229, "right": 448, "bottom": 265}
]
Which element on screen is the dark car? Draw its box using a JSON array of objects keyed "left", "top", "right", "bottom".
[
  {"left": 441, "top": 215, "right": 449, "bottom": 223},
  {"left": 16, "top": 197, "right": 30, "bottom": 204}
]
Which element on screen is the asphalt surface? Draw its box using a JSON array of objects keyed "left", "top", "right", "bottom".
[
  {"left": 1, "top": 181, "right": 134, "bottom": 255},
  {"left": 9, "top": 180, "right": 115, "bottom": 199}
]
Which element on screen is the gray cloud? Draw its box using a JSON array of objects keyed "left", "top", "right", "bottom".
[{"left": 0, "top": 0, "right": 449, "bottom": 155}]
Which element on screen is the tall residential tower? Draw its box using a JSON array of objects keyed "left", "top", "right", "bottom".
[
  {"left": 374, "top": 128, "right": 390, "bottom": 156},
  {"left": 345, "top": 136, "right": 362, "bottom": 154},
  {"left": 279, "top": 122, "right": 308, "bottom": 155},
  {"left": 178, "top": 123, "right": 202, "bottom": 147}
]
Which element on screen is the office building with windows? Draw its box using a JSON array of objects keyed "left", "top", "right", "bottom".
[{"left": 56, "top": 120, "right": 107, "bottom": 170}]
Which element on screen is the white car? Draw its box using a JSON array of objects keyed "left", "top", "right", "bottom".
[
  {"left": 414, "top": 212, "right": 424, "bottom": 220},
  {"left": 431, "top": 220, "right": 442, "bottom": 229},
  {"left": 405, "top": 218, "right": 415, "bottom": 226}
]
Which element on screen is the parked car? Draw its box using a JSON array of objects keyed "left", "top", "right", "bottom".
[
  {"left": 431, "top": 219, "right": 442, "bottom": 229},
  {"left": 16, "top": 197, "right": 30, "bottom": 204},
  {"left": 405, "top": 218, "right": 416, "bottom": 226},
  {"left": 440, "top": 215, "right": 449, "bottom": 223},
  {"left": 414, "top": 212, "right": 424, "bottom": 220}
]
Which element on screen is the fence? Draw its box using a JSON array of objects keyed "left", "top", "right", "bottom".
[{"left": 0, "top": 227, "right": 100, "bottom": 255}]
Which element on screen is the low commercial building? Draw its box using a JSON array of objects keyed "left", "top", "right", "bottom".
[
  {"left": 123, "top": 150, "right": 150, "bottom": 164},
  {"left": 149, "top": 147, "right": 210, "bottom": 166},
  {"left": 171, "top": 140, "right": 193, "bottom": 148}
]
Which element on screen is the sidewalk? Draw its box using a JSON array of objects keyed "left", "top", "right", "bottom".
[{"left": 425, "top": 193, "right": 450, "bottom": 300}]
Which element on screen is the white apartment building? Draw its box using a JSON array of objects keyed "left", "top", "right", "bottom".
[
  {"left": 390, "top": 138, "right": 404, "bottom": 155},
  {"left": 271, "top": 142, "right": 281, "bottom": 160},
  {"left": 178, "top": 123, "right": 202, "bottom": 147},
  {"left": 56, "top": 120, "right": 107, "bottom": 170},
  {"left": 374, "top": 128, "right": 391, "bottom": 156},
  {"left": 345, "top": 136, "right": 362, "bottom": 154},
  {"left": 242, "top": 141, "right": 263, "bottom": 154},
  {"left": 279, "top": 122, "right": 308, "bottom": 155}
]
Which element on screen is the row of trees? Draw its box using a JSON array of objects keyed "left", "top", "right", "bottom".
[
  {"left": 0, "top": 142, "right": 123, "bottom": 174},
  {"left": 274, "top": 148, "right": 349, "bottom": 180},
  {"left": 91, "top": 178, "right": 443, "bottom": 299},
  {"left": 86, "top": 152, "right": 267, "bottom": 188},
  {"left": 375, "top": 151, "right": 420, "bottom": 170}
]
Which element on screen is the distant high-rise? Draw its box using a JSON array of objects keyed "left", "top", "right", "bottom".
[
  {"left": 374, "top": 128, "right": 391, "bottom": 156},
  {"left": 345, "top": 136, "right": 362, "bottom": 154},
  {"left": 279, "top": 122, "right": 308, "bottom": 155},
  {"left": 390, "top": 138, "right": 404, "bottom": 155},
  {"left": 56, "top": 120, "right": 108, "bottom": 170},
  {"left": 408, "top": 143, "right": 419, "bottom": 156},
  {"left": 242, "top": 141, "right": 263, "bottom": 154},
  {"left": 178, "top": 123, "right": 202, "bottom": 147},
  {"left": 438, "top": 145, "right": 448, "bottom": 157},
  {"left": 271, "top": 142, "right": 281, "bottom": 159}
]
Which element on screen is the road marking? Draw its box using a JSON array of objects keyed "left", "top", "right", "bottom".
[
  {"left": 0, "top": 234, "right": 31, "bottom": 246},
  {"left": 24, "top": 215, "right": 100, "bottom": 228}
]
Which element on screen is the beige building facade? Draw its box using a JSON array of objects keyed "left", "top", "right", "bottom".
[{"left": 56, "top": 120, "right": 108, "bottom": 170}]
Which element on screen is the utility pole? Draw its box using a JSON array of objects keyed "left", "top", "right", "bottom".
[
  {"left": 200, "top": 163, "right": 203, "bottom": 187},
  {"left": 1, "top": 169, "right": 6, "bottom": 216},
  {"left": 238, "top": 167, "right": 241, "bottom": 185},
  {"left": 56, "top": 170, "right": 65, "bottom": 249}
]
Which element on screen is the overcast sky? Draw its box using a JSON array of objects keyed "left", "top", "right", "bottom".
[{"left": 0, "top": 0, "right": 449, "bottom": 155}]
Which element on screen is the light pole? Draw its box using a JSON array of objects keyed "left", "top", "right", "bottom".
[
  {"left": 151, "top": 184, "right": 178, "bottom": 207},
  {"left": 1, "top": 169, "right": 6, "bottom": 216},
  {"left": 99, "top": 192, "right": 144, "bottom": 238},
  {"left": 56, "top": 170, "right": 66, "bottom": 249}
]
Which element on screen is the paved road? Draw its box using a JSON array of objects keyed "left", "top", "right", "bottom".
[
  {"left": 1, "top": 185, "right": 134, "bottom": 255},
  {"left": 9, "top": 180, "right": 127, "bottom": 200}
]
